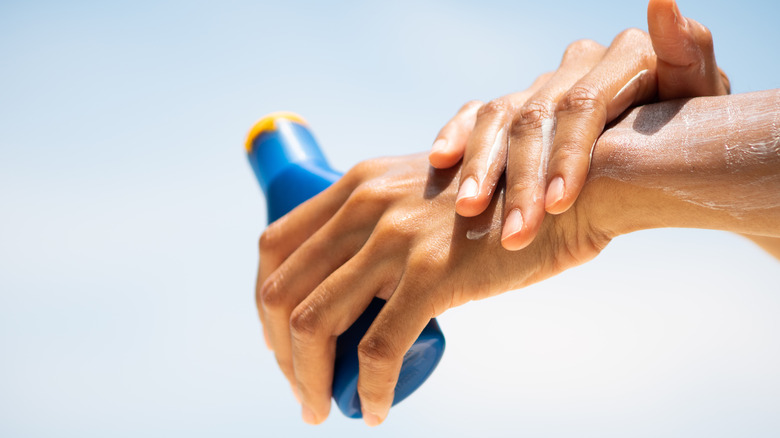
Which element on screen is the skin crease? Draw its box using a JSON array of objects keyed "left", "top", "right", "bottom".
[
  {"left": 429, "top": 0, "right": 730, "bottom": 253},
  {"left": 257, "top": 90, "right": 780, "bottom": 426}
]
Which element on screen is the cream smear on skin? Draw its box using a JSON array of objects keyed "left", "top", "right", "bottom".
[
  {"left": 536, "top": 118, "right": 556, "bottom": 202},
  {"left": 466, "top": 214, "right": 503, "bottom": 241},
  {"left": 486, "top": 126, "right": 506, "bottom": 175},
  {"left": 471, "top": 126, "right": 506, "bottom": 241},
  {"left": 590, "top": 90, "right": 780, "bottom": 215},
  {"left": 466, "top": 226, "right": 491, "bottom": 240},
  {"left": 612, "top": 69, "right": 648, "bottom": 108}
]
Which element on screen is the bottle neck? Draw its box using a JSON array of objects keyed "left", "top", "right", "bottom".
[{"left": 247, "top": 119, "right": 332, "bottom": 193}]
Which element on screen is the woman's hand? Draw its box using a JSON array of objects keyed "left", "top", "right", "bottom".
[
  {"left": 428, "top": 0, "right": 729, "bottom": 251},
  {"left": 256, "top": 90, "right": 780, "bottom": 427},
  {"left": 257, "top": 153, "right": 609, "bottom": 426}
]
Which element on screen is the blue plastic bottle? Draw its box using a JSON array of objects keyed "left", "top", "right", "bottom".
[{"left": 245, "top": 112, "right": 445, "bottom": 419}]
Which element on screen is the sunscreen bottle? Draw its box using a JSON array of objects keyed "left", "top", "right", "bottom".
[{"left": 245, "top": 112, "right": 445, "bottom": 419}]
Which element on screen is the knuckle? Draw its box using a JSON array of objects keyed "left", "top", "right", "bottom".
[
  {"left": 506, "top": 174, "right": 540, "bottom": 196},
  {"left": 553, "top": 141, "right": 588, "bottom": 164},
  {"left": 460, "top": 99, "right": 483, "bottom": 112},
  {"left": 614, "top": 27, "right": 649, "bottom": 45},
  {"left": 477, "top": 98, "right": 512, "bottom": 119},
  {"left": 258, "top": 275, "right": 287, "bottom": 312},
  {"left": 347, "top": 181, "right": 390, "bottom": 207},
  {"left": 693, "top": 23, "right": 714, "bottom": 52},
  {"left": 557, "top": 86, "right": 603, "bottom": 114},
  {"left": 515, "top": 101, "right": 552, "bottom": 131},
  {"left": 535, "top": 71, "right": 555, "bottom": 84},
  {"left": 377, "top": 213, "right": 415, "bottom": 241},
  {"left": 408, "top": 246, "right": 446, "bottom": 274},
  {"left": 564, "top": 39, "right": 604, "bottom": 59},
  {"left": 352, "top": 159, "right": 374, "bottom": 176},
  {"left": 259, "top": 222, "right": 283, "bottom": 254},
  {"left": 344, "top": 158, "right": 382, "bottom": 184},
  {"left": 289, "top": 303, "right": 322, "bottom": 340},
  {"left": 343, "top": 160, "right": 368, "bottom": 183},
  {"left": 358, "top": 335, "right": 396, "bottom": 369}
]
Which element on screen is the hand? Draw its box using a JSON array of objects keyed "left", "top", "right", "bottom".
[
  {"left": 428, "top": 0, "right": 729, "bottom": 251},
  {"left": 256, "top": 153, "right": 609, "bottom": 425},
  {"left": 256, "top": 90, "right": 780, "bottom": 426}
]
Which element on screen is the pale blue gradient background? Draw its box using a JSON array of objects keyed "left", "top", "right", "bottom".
[{"left": 1, "top": 0, "right": 779, "bottom": 436}]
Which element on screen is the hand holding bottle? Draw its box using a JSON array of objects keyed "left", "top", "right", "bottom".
[{"left": 257, "top": 90, "right": 780, "bottom": 427}]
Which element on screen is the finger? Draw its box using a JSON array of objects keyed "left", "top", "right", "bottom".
[
  {"left": 258, "top": 193, "right": 380, "bottom": 388},
  {"left": 289, "top": 245, "right": 396, "bottom": 425},
  {"left": 257, "top": 159, "right": 384, "bottom": 290},
  {"left": 429, "top": 101, "right": 482, "bottom": 169},
  {"left": 544, "top": 29, "right": 657, "bottom": 216},
  {"left": 255, "top": 159, "right": 387, "bottom": 351},
  {"left": 255, "top": 260, "right": 273, "bottom": 349},
  {"left": 356, "top": 270, "right": 436, "bottom": 427},
  {"left": 648, "top": 0, "right": 729, "bottom": 99},
  {"left": 256, "top": 178, "right": 351, "bottom": 357},
  {"left": 501, "top": 40, "right": 606, "bottom": 249},
  {"left": 718, "top": 67, "right": 731, "bottom": 94},
  {"left": 453, "top": 98, "right": 512, "bottom": 217},
  {"left": 455, "top": 79, "right": 549, "bottom": 218}
]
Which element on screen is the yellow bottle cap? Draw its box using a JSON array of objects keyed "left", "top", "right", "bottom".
[{"left": 245, "top": 111, "right": 308, "bottom": 152}]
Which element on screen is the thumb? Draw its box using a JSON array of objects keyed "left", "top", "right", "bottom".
[{"left": 647, "top": 0, "right": 729, "bottom": 99}]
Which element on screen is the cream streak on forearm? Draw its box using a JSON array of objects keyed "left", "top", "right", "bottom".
[{"left": 590, "top": 90, "right": 780, "bottom": 217}]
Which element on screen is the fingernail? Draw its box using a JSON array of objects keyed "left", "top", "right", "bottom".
[
  {"left": 301, "top": 405, "right": 317, "bottom": 425},
  {"left": 363, "top": 411, "right": 382, "bottom": 427},
  {"left": 457, "top": 177, "right": 479, "bottom": 202},
  {"left": 501, "top": 209, "right": 524, "bottom": 242},
  {"left": 545, "top": 176, "right": 565, "bottom": 211},
  {"left": 431, "top": 138, "right": 448, "bottom": 153},
  {"left": 671, "top": 0, "right": 687, "bottom": 26}
]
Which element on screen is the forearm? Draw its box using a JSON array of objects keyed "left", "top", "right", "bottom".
[{"left": 583, "top": 89, "right": 780, "bottom": 239}]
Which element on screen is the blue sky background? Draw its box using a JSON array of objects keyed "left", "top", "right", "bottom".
[{"left": 1, "top": 0, "right": 779, "bottom": 436}]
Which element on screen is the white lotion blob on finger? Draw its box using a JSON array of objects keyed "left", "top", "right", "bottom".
[
  {"left": 609, "top": 69, "right": 649, "bottom": 120},
  {"left": 534, "top": 117, "right": 556, "bottom": 203}
]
